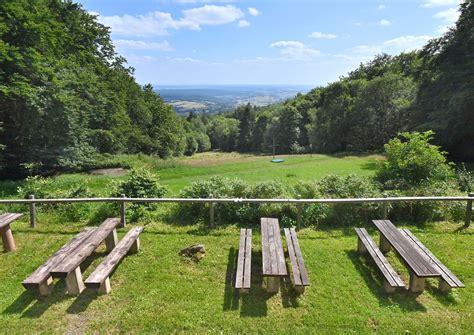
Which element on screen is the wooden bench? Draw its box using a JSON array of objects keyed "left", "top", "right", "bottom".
[
  {"left": 261, "top": 218, "right": 287, "bottom": 293},
  {"left": 235, "top": 228, "right": 252, "bottom": 293},
  {"left": 284, "top": 228, "right": 309, "bottom": 293},
  {"left": 22, "top": 227, "right": 97, "bottom": 295},
  {"left": 50, "top": 218, "right": 120, "bottom": 295},
  {"left": 85, "top": 227, "right": 143, "bottom": 294},
  {"left": 373, "top": 220, "right": 440, "bottom": 293},
  {"left": 0, "top": 213, "right": 23, "bottom": 252},
  {"left": 355, "top": 228, "right": 405, "bottom": 293},
  {"left": 399, "top": 228, "right": 464, "bottom": 293}
]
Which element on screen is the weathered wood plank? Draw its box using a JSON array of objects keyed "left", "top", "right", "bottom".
[
  {"left": 51, "top": 218, "right": 121, "bottom": 278},
  {"left": 373, "top": 220, "right": 439, "bottom": 277},
  {"left": 289, "top": 228, "right": 309, "bottom": 286},
  {"left": 84, "top": 227, "right": 144, "bottom": 289},
  {"left": 261, "top": 218, "right": 271, "bottom": 275},
  {"left": 284, "top": 228, "right": 302, "bottom": 286},
  {"left": 274, "top": 221, "right": 287, "bottom": 276},
  {"left": 355, "top": 228, "right": 405, "bottom": 289},
  {"left": 243, "top": 229, "right": 252, "bottom": 289},
  {"left": 400, "top": 228, "right": 464, "bottom": 288},
  {"left": 0, "top": 213, "right": 23, "bottom": 229},
  {"left": 22, "top": 228, "right": 97, "bottom": 289},
  {"left": 261, "top": 218, "right": 287, "bottom": 277},
  {"left": 235, "top": 229, "right": 247, "bottom": 289}
]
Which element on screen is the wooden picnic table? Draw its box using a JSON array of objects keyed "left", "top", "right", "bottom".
[
  {"left": 373, "top": 219, "right": 440, "bottom": 292},
  {"left": 261, "top": 218, "right": 287, "bottom": 293}
]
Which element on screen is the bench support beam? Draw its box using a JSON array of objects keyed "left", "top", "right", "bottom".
[
  {"left": 105, "top": 229, "right": 118, "bottom": 252},
  {"left": 382, "top": 279, "right": 396, "bottom": 293},
  {"left": 38, "top": 277, "right": 53, "bottom": 296},
  {"left": 98, "top": 277, "right": 111, "bottom": 295},
  {"left": 1, "top": 225, "right": 16, "bottom": 252},
  {"left": 357, "top": 237, "right": 367, "bottom": 254},
  {"left": 439, "top": 278, "right": 452, "bottom": 293},
  {"left": 266, "top": 277, "right": 280, "bottom": 293},
  {"left": 66, "top": 267, "right": 85, "bottom": 295},
  {"left": 130, "top": 238, "right": 140, "bottom": 254},
  {"left": 379, "top": 234, "right": 391, "bottom": 254},
  {"left": 409, "top": 273, "right": 425, "bottom": 293}
]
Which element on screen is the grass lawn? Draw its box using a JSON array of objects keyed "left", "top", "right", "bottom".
[
  {"left": 0, "top": 218, "right": 472, "bottom": 333},
  {"left": 0, "top": 152, "right": 381, "bottom": 198}
]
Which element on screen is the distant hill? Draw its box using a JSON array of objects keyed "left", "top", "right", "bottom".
[{"left": 154, "top": 85, "right": 312, "bottom": 114}]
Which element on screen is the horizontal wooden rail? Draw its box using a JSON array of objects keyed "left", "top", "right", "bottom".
[{"left": 0, "top": 196, "right": 470, "bottom": 205}]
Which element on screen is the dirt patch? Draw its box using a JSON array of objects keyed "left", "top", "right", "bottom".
[
  {"left": 181, "top": 152, "right": 263, "bottom": 167},
  {"left": 89, "top": 167, "right": 128, "bottom": 177}
]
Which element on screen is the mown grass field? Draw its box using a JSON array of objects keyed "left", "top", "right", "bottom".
[
  {"left": 0, "top": 219, "right": 472, "bottom": 333},
  {"left": 0, "top": 152, "right": 382, "bottom": 198},
  {"left": 0, "top": 152, "right": 473, "bottom": 333}
]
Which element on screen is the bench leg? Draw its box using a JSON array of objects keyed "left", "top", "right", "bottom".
[
  {"left": 382, "top": 279, "right": 396, "bottom": 293},
  {"left": 38, "top": 276, "right": 53, "bottom": 296},
  {"left": 98, "top": 277, "right": 111, "bottom": 295},
  {"left": 357, "top": 237, "right": 367, "bottom": 254},
  {"left": 409, "top": 273, "right": 425, "bottom": 293},
  {"left": 266, "top": 277, "right": 280, "bottom": 293},
  {"left": 66, "top": 267, "right": 85, "bottom": 295},
  {"left": 1, "top": 225, "right": 16, "bottom": 252},
  {"left": 438, "top": 279, "right": 452, "bottom": 293},
  {"left": 129, "top": 237, "right": 140, "bottom": 254},
  {"left": 105, "top": 229, "right": 118, "bottom": 252},
  {"left": 295, "top": 285, "right": 305, "bottom": 294},
  {"left": 379, "top": 234, "right": 391, "bottom": 254}
]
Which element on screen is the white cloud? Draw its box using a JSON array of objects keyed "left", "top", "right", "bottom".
[
  {"left": 383, "top": 35, "right": 432, "bottom": 50},
  {"left": 270, "top": 40, "right": 321, "bottom": 61},
  {"left": 248, "top": 7, "right": 260, "bottom": 16},
  {"left": 434, "top": 7, "right": 460, "bottom": 34},
  {"left": 342, "top": 35, "right": 432, "bottom": 62},
  {"left": 114, "top": 39, "right": 174, "bottom": 51},
  {"left": 237, "top": 20, "right": 250, "bottom": 28},
  {"left": 377, "top": 5, "right": 386, "bottom": 10},
  {"left": 378, "top": 19, "right": 391, "bottom": 26},
  {"left": 309, "top": 31, "right": 337, "bottom": 39},
  {"left": 96, "top": 5, "right": 243, "bottom": 37},
  {"left": 421, "top": 0, "right": 460, "bottom": 8},
  {"left": 182, "top": 5, "right": 243, "bottom": 26},
  {"left": 434, "top": 7, "right": 460, "bottom": 22}
]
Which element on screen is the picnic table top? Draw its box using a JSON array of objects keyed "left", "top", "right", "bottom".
[
  {"left": 261, "top": 218, "right": 287, "bottom": 277},
  {"left": 373, "top": 220, "right": 439, "bottom": 278}
]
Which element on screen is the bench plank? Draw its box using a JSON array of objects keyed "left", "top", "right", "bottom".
[
  {"left": 400, "top": 228, "right": 464, "bottom": 289},
  {"left": 284, "top": 228, "right": 302, "bottom": 286},
  {"left": 373, "top": 220, "right": 439, "bottom": 277},
  {"left": 235, "top": 229, "right": 247, "bottom": 289},
  {"left": 0, "top": 213, "right": 23, "bottom": 229},
  {"left": 261, "top": 218, "right": 287, "bottom": 276},
  {"left": 356, "top": 228, "right": 405, "bottom": 289},
  {"left": 243, "top": 229, "right": 252, "bottom": 289},
  {"left": 85, "top": 227, "right": 143, "bottom": 289},
  {"left": 22, "top": 228, "right": 97, "bottom": 289},
  {"left": 286, "top": 228, "right": 310, "bottom": 286},
  {"left": 51, "top": 218, "right": 120, "bottom": 278}
]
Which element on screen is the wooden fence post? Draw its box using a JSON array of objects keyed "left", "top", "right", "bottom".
[
  {"left": 29, "top": 194, "right": 36, "bottom": 228},
  {"left": 296, "top": 194, "right": 302, "bottom": 231},
  {"left": 464, "top": 192, "right": 473, "bottom": 228},
  {"left": 382, "top": 193, "right": 389, "bottom": 219},
  {"left": 120, "top": 194, "right": 126, "bottom": 227},
  {"left": 209, "top": 193, "right": 215, "bottom": 228}
]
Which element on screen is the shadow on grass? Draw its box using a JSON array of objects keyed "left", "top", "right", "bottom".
[
  {"left": 346, "top": 250, "right": 427, "bottom": 312},
  {"left": 425, "top": 281, "right": 459, "bottom": 306},
  {"left": 222, "top": 247, "right": 239, "bottom": 312},
  {"left": 67, "top": 290, "right": 98, "bottom": 314}
]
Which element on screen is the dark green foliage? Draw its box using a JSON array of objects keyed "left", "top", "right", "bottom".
[
  {"left": 456, "top": 163, "right": 472, "bottom": 192},
  {"left": 109, "top": 168, "right": 167, "bottom": 222},
  {"left": 0, "top": 1, "right": 186, "bottom": 178},
  {"left": 376, "top": 131, "right": 454, "bottom": 189}
]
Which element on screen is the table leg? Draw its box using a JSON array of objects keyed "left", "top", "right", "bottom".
[
  {"left": 379, "top": 234, "right": 391, "bottom": 254},
  {"left": 1, "top": 224, "right": 16, "bottom": 252},
  {"left": 409, "top": 272, "right": 425, "bottom": 293},
  {"left": 267, "top": 277, "right": 280, "bottom": 293}
]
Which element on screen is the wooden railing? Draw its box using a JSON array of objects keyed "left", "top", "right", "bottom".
[{"left": 0, "top": 193, "right": 472, "bottom": 229}]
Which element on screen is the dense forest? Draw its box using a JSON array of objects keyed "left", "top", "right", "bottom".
[
  {"left": 204, "top": 0, "right": 473, "bottom": 161},
  {"left": 0, "top": 0, "right": 472, "bottom": 179}
]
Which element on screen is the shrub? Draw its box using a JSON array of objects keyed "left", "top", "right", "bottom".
[
  {"left": 110, "top": 168, "right": 167, "bottom": 221},
  {"left": 376, "top": 131, "right": 454, "bottom": 189},
  {"left": 316, "top": 174, "right": 382, "bottom": 225}
]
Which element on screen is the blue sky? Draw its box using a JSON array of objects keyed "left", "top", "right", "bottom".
[{"left": 78, "top": 0, "right": 462, "bottom": 86}]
